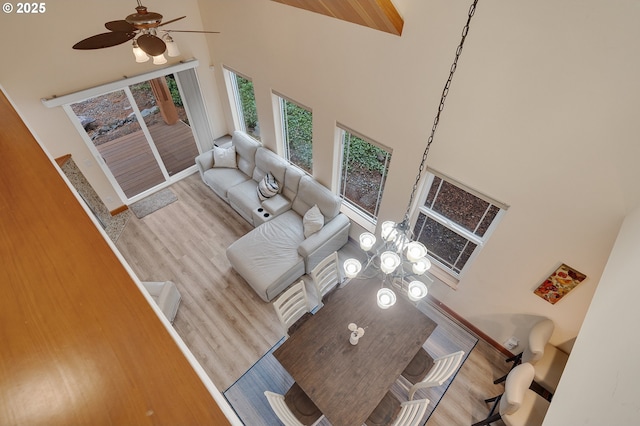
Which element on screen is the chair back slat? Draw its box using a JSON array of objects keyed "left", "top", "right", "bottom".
[
  {"left": 273, "top": 281, "right": 311, "bottom": 337},
  {"left": 310, "top": 252, "right": 341, "bottom": 303},
  {"left": 392, "top": 398, "right": 430, "bottom": 426}
]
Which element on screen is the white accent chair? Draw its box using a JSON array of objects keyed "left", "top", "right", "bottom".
[
  {"left": 272, "top": 280, "right": 312, "bottom": 338},
  {"left": 310, "top": 251, "right": 341, "bottom": 307},
  {"left": 495, "top": 318, "right": 569, "bottom": 395},
  {"left": 141, "top": 281, "right": 182, "bottom": 324},
  {"left": 264, "top": 387, "right": 324, "bottom": 426},
  {"left": 472, "top": 363, "right": 550, "bottom": 426},
  {"left": 398, "top": 350, "right": 465, "bottom": 401}
]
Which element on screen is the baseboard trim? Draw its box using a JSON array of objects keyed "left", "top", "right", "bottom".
[
  {"left": 110, "top": 205, "right": 128, "bottom": 216},
  {"left": 426, "top": 294, "right": 514, "bottom": 358}
]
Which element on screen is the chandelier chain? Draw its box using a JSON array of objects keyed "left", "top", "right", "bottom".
[{"left": 403, "top": 0, "right": 480, "bottom": 221}]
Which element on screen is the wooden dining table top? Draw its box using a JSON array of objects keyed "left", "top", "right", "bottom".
[{"left": 273, "top": 276, "right": 438, "bottom": 426}]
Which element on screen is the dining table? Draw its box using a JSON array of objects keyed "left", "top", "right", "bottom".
[{"left": 273, "top": 275, "right": 438, "bottom": 426}]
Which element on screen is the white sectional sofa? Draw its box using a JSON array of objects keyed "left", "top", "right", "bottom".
[{"left": 195, "top": 131, "right": 350, "bottom": 302}]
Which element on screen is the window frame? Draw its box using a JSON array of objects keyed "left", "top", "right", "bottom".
[
  {"left": 223, "top": 67, "right": 260, "bottom": 141},
  {"left": 337, "top": 125, "right": 392, "bottom": 230},
  {"left": 411, "top": 169, "right": 507, "bottom": 284}
]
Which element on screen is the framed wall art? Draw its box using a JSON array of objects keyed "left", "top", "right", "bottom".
[{"left": 534, "top": 263, "right": 587, "bottom": 305}]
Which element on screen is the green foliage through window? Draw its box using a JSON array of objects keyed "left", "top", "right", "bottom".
[
  {"left": 236, "top": 76, "right": 258, "bottom": 129},
  {"left": 281, "top": 98, "right": 312, "bottom": 173},
  {"left": 339, "top": 130, "right": 391, "bottom": 221}
]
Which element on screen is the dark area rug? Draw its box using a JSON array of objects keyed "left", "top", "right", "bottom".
[
  {"left": 223, "top": 296, "right": 478, "bottom": 425},
  {"left": 130, "top": 188, "right": 178, "bottom": 219}
]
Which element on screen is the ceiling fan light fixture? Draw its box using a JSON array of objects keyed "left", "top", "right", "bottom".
[
  {"left": 163, "top": 34, "right": 180, "bottom": 57},
  {"left": 152, "top": 53, "right": 167, "bottom": 65},
  {"left": 132, "top": 39, "right": 149, "bottom": 63}
]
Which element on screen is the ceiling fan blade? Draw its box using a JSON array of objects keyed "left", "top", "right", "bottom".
[
  {"left": 105, "top": 20, "right": 136, "bottom": 32},
  {"left": 164, "top": 30, "right": 221, "bottom": 34},
  {"left": 73, "top": 31, "right": 136, "bottom": 50},
  {"left": 137, "top": 34, "right": 166, "bottom": 56},
  {"left": 158, "top": 16, "right": 186, "bottom": 27}
]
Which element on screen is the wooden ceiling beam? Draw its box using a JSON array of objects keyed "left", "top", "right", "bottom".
[{"left": 272, "top": 0, "right": 404, "bottom": 36}]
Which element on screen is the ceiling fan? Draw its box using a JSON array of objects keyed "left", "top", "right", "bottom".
[{"left": 72, "top": 1, "right": 219, "bottom": 63}]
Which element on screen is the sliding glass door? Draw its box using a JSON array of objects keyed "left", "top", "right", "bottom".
[{"left": 67, "top": 72, "right": 201, "bottom": 202}]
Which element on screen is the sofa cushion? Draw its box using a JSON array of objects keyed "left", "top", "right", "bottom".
[
  {"left": 282, "top": 166, "right": 304, "bottom": 201},
  {"left": 232, "top": 130, "right": 260, "bottom": 177},
  {"left": 226, "top": 210, "right": 306, "bottom": 302},
  {"left": 228, "top": 179, "right": 261, "bottom": 223},
  {"left": 203, "top": 167, "right": 250, "bottom": 201},
  {"left": 303, "top": 204, "right": 324, "bottom": 238},
  {"left": 257, "top": 172, "right": 279, "bottom": 201},
  {"left": 213, "top": 145, "right": 237, "bottom": 168},
  {"left": 253, "top": 147, "right": 288, "bottom": 186},
  {"left": 292, "top": 176, "right": 341, "bottom": 222}
]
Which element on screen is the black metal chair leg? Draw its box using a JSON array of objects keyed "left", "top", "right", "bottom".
[
  {"left": 493, "top": 373, "right": 508, "bottom": 385},
  {"left": 494, "top": 352, "right": 523, "bottom": 384},
  {"left": 471, "top": 413, "right": 502, "bottom": 426},
  {"left": 505, "top": 352, "right": 523, "bottom": 364}
]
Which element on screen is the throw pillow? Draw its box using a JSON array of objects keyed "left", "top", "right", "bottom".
[
  {"left": 303, "top": 204, "right": 324, "bottom": 238},
  {"left": 213, "top": 145, "right": 237, "bottom": 168},
  {"left": 257, "top": 172, "right": 279, "bottom": 201}
]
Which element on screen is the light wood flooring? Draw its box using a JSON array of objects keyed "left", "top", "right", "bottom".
[{"left": 116, "top": 173, "right": 510, "bottom": 425}]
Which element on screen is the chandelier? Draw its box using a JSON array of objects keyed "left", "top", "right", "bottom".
[{"left": 343, "top": 0, "right": 480, "bottom": 309}]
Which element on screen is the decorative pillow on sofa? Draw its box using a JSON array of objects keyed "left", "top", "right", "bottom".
[
  {"left": 257, "top": 172, "right": 280, "bottom": 201},
  {"left": 213, "top": 145, "right": 237, "bottom": 168},
  {"left": 303, "top": 204, "right": 324, "bottom": 238}
]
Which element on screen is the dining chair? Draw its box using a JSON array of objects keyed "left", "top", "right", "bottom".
[
  {"left": 398, "top": 350, "right": 465, "bottom": 401},
  {"left": 471, "top": 363, "right": 550, "bottom": 426},
  {"left": 272, "top": 280, "right": 312, "bottom": 338},
  {"left": 494, "top": 318, "right": 568, "bottom": 396},
  {"left": 264, "top": 386, "right": 324, "bottom": 426},
  {"left": 310, "top": 251, "right": 342, "bottom": 307},
  {"left": 365, "top": 391, "right": 430, "bottom": 426}
]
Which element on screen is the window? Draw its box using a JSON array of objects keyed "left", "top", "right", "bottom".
[
  {"left": 227, "top": 69, "right": 260, "bottom": 141},
  {"left": 412, "top": 172, "right": 507, "bottom": 277},
  {"left": 278, "top": 95, "right": 312, "bottom": 174},
  {"left": 338, "top": 127, "right": 391, "bottom": 224}
]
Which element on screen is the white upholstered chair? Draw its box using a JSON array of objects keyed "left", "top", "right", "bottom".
[
  {"left": 495, "top": 318, "right": 569, "bottom": 395},
  {"left": 141, "top": 281, "right": 182, "bottom": 324},
  {"left": 272, "top": 280, "right": 312, "bottom": 338},
  {"left": 310, "top": 251, "right": 342, "bottom": 307},
  {"left": 264, "top": 386, "right": 324, "bottom": 426},
  {"left": 399, "top": 350, "right": 465, "bottom": 401},
  {"left": 472, "top": 363, "right": 550, "bottom": 426}
]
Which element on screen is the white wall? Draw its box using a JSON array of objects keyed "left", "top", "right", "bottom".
[
  {"left": 197, "top": 0, "right": 640, "bottom": 351},
  {"left": 0, "top": 0, "right": 227, "bottom": 211},
  {"left": 543, "top": 205, "right": 640, "bottom": 424}
]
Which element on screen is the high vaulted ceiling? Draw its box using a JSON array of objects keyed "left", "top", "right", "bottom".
[{"left": 271, "top": 0, "right": 404, "bottom": 35}]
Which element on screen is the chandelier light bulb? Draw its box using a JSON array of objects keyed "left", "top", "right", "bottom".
[
  {"left": 359, "top": 232, "right": 376, "bottom": 251},
  {"left": 406, "top": 241, "right": 427, "bottom": 262},
  {"left": 343, "top": 258, "right": 362, "bottom": 279},
  {"left": 380, "top": 251, "right": 401, "bottom": 274},
  {"left": 381, "top": 221, "right": 397, "bottom": 242},
  {"left": 412, "top": 257, "right": 432, "bottom": 275},
  {"left": 377, "top": 288, "right": 396, "bottom": 309},
  {"left": 407, "top": 280, "right": 428, "bottom": 301}
]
